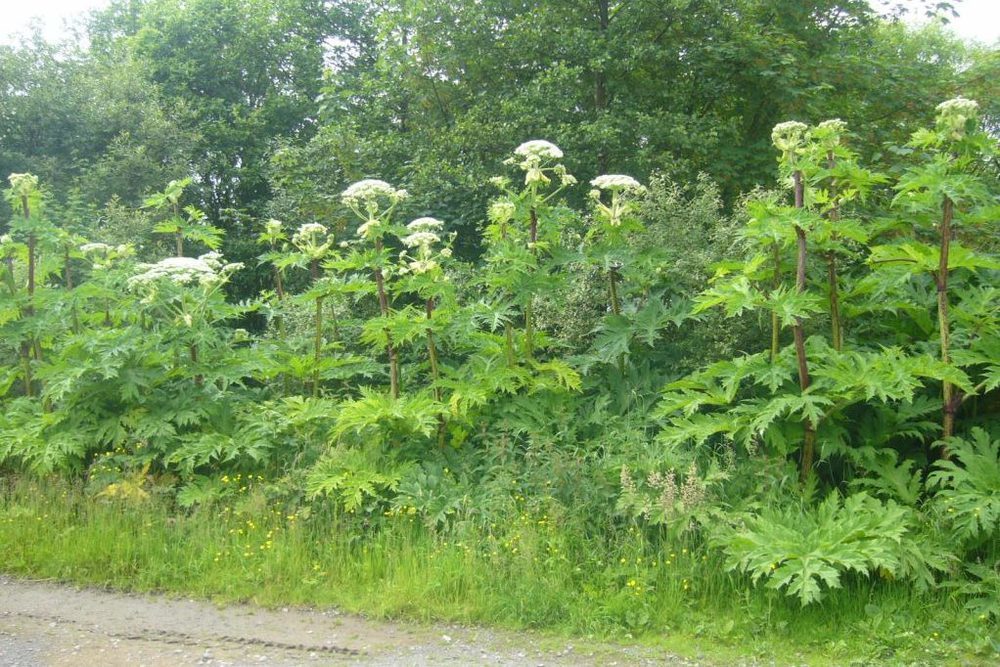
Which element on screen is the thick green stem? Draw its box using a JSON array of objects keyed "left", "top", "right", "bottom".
[
  {"left": 524, "top": 206, "right": 538, "bottom": 361},
  {"left": 427, "top": 299, "right": 446, "bottom": 447},
  {"left": 310, "top": 259, "right": 324, "bottom": 397},
  {"left": 313, "top": 296, "right": 324, "bottom": 397},
  {"left": 374, "top": 239, "right": 400, "bottom": 398},
  {"left": 65, "top": 248, "right": 80, "bottom": 335},
  {"left": 174, "top": 203, "right": 184, "bottom": 257},
  {"left": 609, "top": 265, "right": 625, "bottom": 375},
  {"left": 190, "top": 343, "right": 203, "bottom": 388},
  {"left": 792, "top": 171, "right": 816, "bottom": 482},
  {"left": 19, "top": 195, "right": 36, "bottom": 397},
  {"left": 938, "top": 196, "right": 956, "bottom": 450},
  {"left": 504, "top": 322, "right": 515, "bottom": 367},
  {"left": 826, "top": 150, "right": 843, "bottom": 351},
  {"left": 426, "top": 299, "right": 442, "bottom": 399},
  {"left": 771, "top": 243, "right": 781, "bottom": 362},
  {"left": 827, "top": 253, "right": 842, "bottom": 351}
]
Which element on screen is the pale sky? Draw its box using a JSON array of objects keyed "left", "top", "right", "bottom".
[{"left": 1, "top": 0, "right": 998, "bottom": 45}]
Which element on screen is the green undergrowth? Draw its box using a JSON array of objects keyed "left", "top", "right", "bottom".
[{"left": 1, "top": 476, "right": 994, "bottom": 665}]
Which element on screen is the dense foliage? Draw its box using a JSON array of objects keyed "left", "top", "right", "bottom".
[{"left": 1, "top": 0, "right": 998, "bottom": 659}]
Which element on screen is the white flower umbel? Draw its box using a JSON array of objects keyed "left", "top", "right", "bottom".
[
  {"left": 291, "top": 222, "right": 331, "bottom": 260},
  {"left": 293, "top": 222, "right": 327, "bottom": 244},
  {"left": 514, "top": 140, "right": 564, "bottom": 160},
  {"left": 198, "top": 251, "right": 224, "bottom": 271},
  {"left": 128, "top": 256, "right": 221, "bottom": 288},
  {"left": 509, "top": 140, "right": 573, "bottom": 188},
  {"left": 79, "top": 242, "right": 112, "bottom": 256},
  {"left": 402, "top": 231, "right": 441, "bottom": 249},
  {"left": 590, "top": 174, "right": 645, "bottom": 193},
  {"left": 342, "top": 179, "right": 408, "bottom": 240},
  {"left": 589, "top": 174, "right": 645, "bottom": 227},
  {"left": 407, "top": 217, "right": 444, "bottom": 232},
  {"left": 8, "top": 173, "right": 39, "bottom": 198},
  {"left": 264, "top": 219, "right": 283, "bottom": 237},
  {"left": 936, "top": 97, "right": 979, "bottom": 140},
  {"left": 341, "top": 179, "right": 408, "bottom": 209},
  {"left": 771, "top": 121, "right": 809, "bottom": 157},
  {"left": 813, "top": 119, "right": 848, "bottom": 152}
]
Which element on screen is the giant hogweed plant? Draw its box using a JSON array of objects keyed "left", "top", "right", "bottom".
[
  {"left": 653, "top": 106, "right": 992, "bottom": 484},
  {"left": 869, "top": 97, "right": 1000, "bottom": 447},
  {"left": 486, "top": 140, "right": 577, "bottom": 365}
]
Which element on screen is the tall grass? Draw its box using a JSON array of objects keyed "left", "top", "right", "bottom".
[{"left": 0, "top": 475, "right": 992, "bottom": 664}]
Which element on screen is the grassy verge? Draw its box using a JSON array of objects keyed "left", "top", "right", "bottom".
[{"left": 1, "top": 474, "right": 994, "bottom": 665}]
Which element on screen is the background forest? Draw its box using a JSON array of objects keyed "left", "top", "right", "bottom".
[{"left": 1, "top": 0, "right": 999, "bottom": 663}]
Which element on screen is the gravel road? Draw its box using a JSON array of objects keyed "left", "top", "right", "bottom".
[{"left": 0, "top": 575, "right": 707, "bottom": 666}]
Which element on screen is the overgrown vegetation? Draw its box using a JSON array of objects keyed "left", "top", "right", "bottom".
[{"left": 1, "top": 0, "right": 998, "bottom": 662}]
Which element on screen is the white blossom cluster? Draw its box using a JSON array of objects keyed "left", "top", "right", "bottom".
[
  {"left": 402, "top": 231, "right": 440, "bottom": 249},
  {"left": 514, "top": 140, "right": 564, "bottom": 160},
  {"left": 488, "top": 200, "right": 516, "bottom": 225},
  {"left": 79, "top": 242, "right": 134, "bottom": 267},
  {"left": 400, "top": 217, "right": 451, "bottom": 274},
  {"left": 292, "top": 222, "right": 327, "bottom": 245},
  {"left": 8, "top": 173, "right": 39, "bottom": 198},
  {"left": 79, "top": 242, "right": 112, "bottom": 255},
  {"left": 341, "top": 179, "right": 408, "bottom": 208},
  {"left": 590, "top": 174, "right": 645, "bottom": 193},
  {"left": 813, "top": 119, "right": 848, "bottom": 151},
  {"left": 263, "top": 219, "right": 284, "bottom": 237},
  {"left": 291, "top": 223, "right": 332, "bottom": 258},
  {"left": 771, "top": 121, "right": 809, "bottom": 154},
  {"left": 407, "top": 217, "right": 444, "bottom": 232},
  {"left": 507, "top": 140, "right": 575, "bottom": 187},
  {"left": 127, "top": 253, "right": 241, "bottom": 288},
  {"left": 403, "top": 216, "right": 444, "bottom": 249},
  {"left": 936, "top": 97, "right": 979, "bottom": 140}
]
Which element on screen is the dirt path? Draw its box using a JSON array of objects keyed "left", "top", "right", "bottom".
[{"left": 0, "top": 576, "right": 706, "bottom": 666}]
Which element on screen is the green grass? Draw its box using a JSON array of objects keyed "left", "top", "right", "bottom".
[{"left": 1, "top": 474, "right": 995, "bottom": 665}]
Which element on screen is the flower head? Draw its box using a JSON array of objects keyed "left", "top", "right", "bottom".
[
  {"left": 407, "top": 217, "right": 444, "bottom": 232},
  {"left": 812, "top": 119, "right": 848, "bottom": 151},
  {"left": 935, "top": 97, "right": 979, "bottom": 140},
  {"left": 590, "top": 174, "right": 645, "bottom": 193},
  {"left": 80, "top": 242, "right": 112, "bottom": 256},
  {"left": 771, "top": 121, "right": 809, "bottom": 155},
  {"left": 128, "top": 256, "right": 221, "bottom": 288},
  {"left": 341, "top": 179, "right": 407, "bottom": 209},
  {"left": 198, "top": 251, "right": 224, "bottom": 271},
  {"left": 514, "top": 140, "right": 563, "bottom": 160},
  {"left": 292, "top": 223, "right": 331, "bottom": 258},
  {"left": 488, "top": 200, "right": 516, "bottom": 225},
  {"left": 509, "top": 140, "right": 573, "bottom": 187},
  {"left": 402, "top": 231, "right": 440, "bottom": 248},
  {"left": 8, "top": 173, "right": 39, "bottom": 199}
]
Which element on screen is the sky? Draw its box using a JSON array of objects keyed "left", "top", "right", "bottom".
[{"left": 1, "top": 0, "right": 999, "bottom": 45}]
